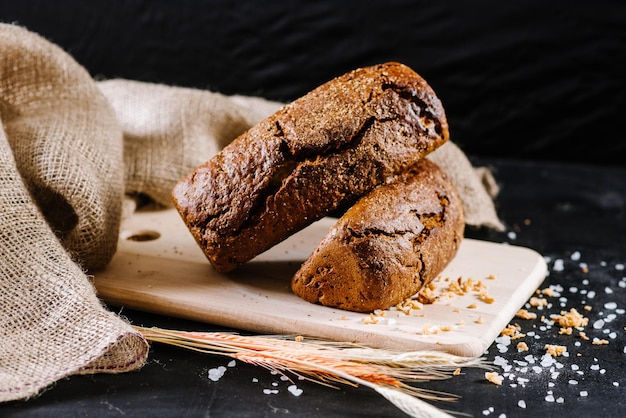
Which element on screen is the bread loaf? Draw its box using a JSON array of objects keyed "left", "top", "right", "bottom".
[
  {"left": 291, "top": 159, "right": 464, "bottom": 312},
  {"left": 172, "top": 62, "right": 449, "bottom": 272}
]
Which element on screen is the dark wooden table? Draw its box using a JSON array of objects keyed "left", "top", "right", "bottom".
[{"left": 2, "top": 158, "right": 625, "bottom": 417}]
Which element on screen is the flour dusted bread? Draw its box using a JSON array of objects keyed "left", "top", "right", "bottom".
[
  {"left": 172, "top": 62, "right": 449, "bottom": 272},
  {"left": 291, "top": 159, "right": 464, "bottom": 312}
]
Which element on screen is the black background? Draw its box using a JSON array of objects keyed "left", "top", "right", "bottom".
[{"left": 2, "top": 0, "right": 625, "bottom": 166}]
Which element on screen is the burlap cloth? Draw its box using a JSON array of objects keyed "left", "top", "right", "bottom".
[{"left": 0, "top": 23, "right": 504, "bottom": 403}]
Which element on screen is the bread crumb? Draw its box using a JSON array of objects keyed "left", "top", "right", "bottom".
[
  {"left": 295, "top": 335, "right": 304, "bottom": 342},
  {"left": 362, "top": 313, "right": 379, "bottom": 324},
  {"left": 453, "top": 368, "right": 461, "bottom": 376},
  {"left": 485, "top": 371, "right": 503, "bottom": 385},
  {"left": 529, "top": 297, "right": 548, "bottom": 307},
  {"left": 467, "top": 303, "right": 478, "bottom": 309},
  {"left": 479, "top": 292, "right": 495, "bottom": 304},
  {"left": 579, "top": 331, "right": 590, "bottom": 341},
  {"left": 417, "top": 285, "right": 438, "bottom": 304},
  {"left": 516, "top": 309, "right": 538, "bottom": 320},
  {"left": 592, "top": 339, "right": 609, "bottom": 345},
  {"left": 545, "top": 344, "right": 567, "bottom": 356},
  {"left": 501, "top": 324, "right": 525, "bottom": 339},
  {"left": 559, "top": 327, "right": 573, "bottom": 335},
  {"left": 475, "top": 316, "right": 484, "bottom": 324},
  {"left": 583, "top": 305, "right": 592, "bottom": 311},
  {"left": 553, "top": 308, "right": 588, "bottom": 328},
  {"left": 517, "top": 341, "right": 529, "bottom": 351}
]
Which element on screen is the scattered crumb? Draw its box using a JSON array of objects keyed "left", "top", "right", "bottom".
[
  {"left": 501, "top": 324, "right": 525, "bottom": 339},
  {"left": 553, "top": 308, "right": 589, "bottom": 328},
  {"left": 545, "top": 344, "right": 567, "bottom": 357},
  {"left": 479, "top": 292, "right": 495, "bottom": 304},
  {"left": 485, "top": 371, "right": 503, "bottom": 385},
  {"left": 517, "top": 342, "right": 529, "bottom": 352},
  {"left": 362, "top": 313, "right": 379, "bottom": 324},
  {"left": 559, "top": 327, "right": 573, "bottom": 335},
  {"left": 516, "top": 309, "right": 538, "bottom": 320}
]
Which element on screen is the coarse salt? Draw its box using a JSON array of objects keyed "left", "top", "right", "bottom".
[
  {"left": 288, "top": 385, "right": 303, "bottom": 396},
  {"left": 263, "top": 389, "right": 279, "bottom": 395},
  {"left": 208, "top": 366, "right": 227, "bottom": 381},
  {"left": 553, "top": 259, "right": 564, "bottom": 271}
]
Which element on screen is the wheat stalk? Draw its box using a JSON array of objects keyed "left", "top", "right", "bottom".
[{"left": 135, "top": 326, "right": 487, "bottom": 417}]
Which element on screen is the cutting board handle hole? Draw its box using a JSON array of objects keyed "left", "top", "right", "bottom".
[{"left": 121, "top": 229, "right": 161, "bottom": 242}]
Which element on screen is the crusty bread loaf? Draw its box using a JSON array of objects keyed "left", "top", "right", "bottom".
[
  {"left": 172, "top": 62, "right": 449, "bottom": 272},
  {"left": 291, "top": 159, "right": 464, "bottom": 313}
]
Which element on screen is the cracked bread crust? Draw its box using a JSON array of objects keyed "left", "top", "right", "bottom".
[
  {"left": 171, "top": 62, "right": 449, "bottom": 272},
  {"left": 291, "top": 159, "right": 465, "bottom": 313}
]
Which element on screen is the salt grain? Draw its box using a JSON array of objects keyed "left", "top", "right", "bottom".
[
  {"left": 593, "top": 319, "right": 605, "bottom": 329},
  {"left": 553, "top": 259, "right": 564, "bottom": 271},
  {"left": 288, "top": 384, "right": 303, "bottom": 396},
  {"left": 518, "top": 400, "right": 526, "bottom": 409},
  {"left": 208, "top": 366, "right": 227, "bottom": 381},
  {"left": 604, "top": 302, "right": 618, "bottom": 310},
  {"left": 580, "top": 391, "right": 589, "bottom": 397}
]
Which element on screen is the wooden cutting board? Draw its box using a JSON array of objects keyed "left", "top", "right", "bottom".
[{"left": 94, "top": 206, "right": 547, "bottom": 358}]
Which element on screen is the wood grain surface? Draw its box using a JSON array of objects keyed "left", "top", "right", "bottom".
[{"left": 94, "top": 206, "right": 547, "bottom": 357}]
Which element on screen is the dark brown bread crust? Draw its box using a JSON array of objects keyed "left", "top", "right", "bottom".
[
  {"left": 291, "top": 159, "right": 465, "bottom": 313},
  {"left": 172, "top": 62, "right": 449, "bottom": 272}
]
